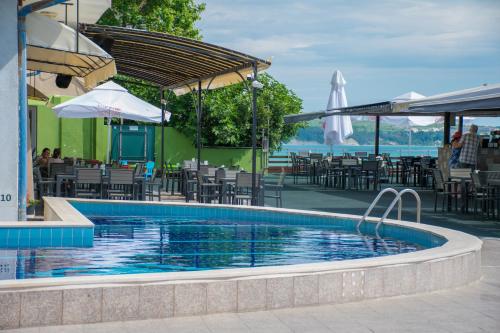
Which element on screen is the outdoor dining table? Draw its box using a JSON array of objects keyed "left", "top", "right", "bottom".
[
  {"left": 55, "top": 171, "right": 146, "bottom": 200},
  {"left": 448, "top": 175, "right": 472, "bottom": 213},
  {"left": 55, "top": 173, "right": 76, "bottom": 197}
]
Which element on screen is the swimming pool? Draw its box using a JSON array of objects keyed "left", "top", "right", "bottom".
[
  {"left": 2, "top": 214, "right": 433, "bottom": 279},
  {"left": 0, "top": 198, "right": 482, "bottom": 329}
]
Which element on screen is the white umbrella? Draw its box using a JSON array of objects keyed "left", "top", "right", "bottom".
[
  {"left": 388, "top": 92, "right": 440, "bottom": 126},
  {"left": 323, "top": 70, "right": 353, "bottom": 148},
  {"left": 52, "top": 81, "right": 171, "bottom": 163}
]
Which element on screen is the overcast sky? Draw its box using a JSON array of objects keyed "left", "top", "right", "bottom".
[{"left": 196, "top": 0, "right": 500, "bottom": 112}]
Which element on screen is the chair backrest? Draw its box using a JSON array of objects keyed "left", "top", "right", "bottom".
[
  {"left": 199, "top": 165, "right": 210, "bottom": 175},
  {"left": 309, "top": 153, "right": 323, "bottom": 161},
  {"left": 449, "top": 168, "right": 471, "bottom": 179},
  {"left": 236, "top": 172, "right": 260, "bottom": 188},
  {"left": 432, "top": 169, "right": 445, "bottom": 190},
  {"left": 109, "top": 169, "right": 134, "bottom": 185},
  {"left": 368, "top": 154, "right": 376, "bottom": 160},
  {"left": 64, "top": 165, "right": 75, "bottom": 175},
  {"left": 362, "top": 160, "right": 380, "bottom": 171},
  {"left": 487, "top": 163, "right": 500, "bottom": 171},
  {"left": 215, "top": 168, "right": 226, "bottom": 183},
  {"left": 341, "top": 158, "right": 358, "bottom": 166},
  {"left": 49, "top": 162, "right": 66, "bottom": 179},
  {"left": 277, "top": 170, "right": 286, "bottom": 186},
  {"left": 63, "top": 157, "right": 74, "bottom": 166},
  {"left": 144, "top": 161, "right": 155, "bottom": 177},
  {"left": 134, "top": 162, "right": 145, "bottom": 178},
  {"left": 298, "top": 151, "right": 309, "bottom": 157},
  {"left": 354, "top": 152, "right": 367, "bottom": 157},
  {"left": 33, "top": 167, "right": 42, "bottom": 182},
  {"left": 76, "top": 168, "right": 102, "bottom": 185},
  {"left": 470, "top": 171, "right": 482, "bottom": 192}
]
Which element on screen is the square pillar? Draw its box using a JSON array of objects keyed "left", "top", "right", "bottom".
[{"left": 0, "top": 1, "right": 20, "bottom": 220}]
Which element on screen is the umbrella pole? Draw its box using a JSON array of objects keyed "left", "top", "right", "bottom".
[{"left": 106, "top": 117, "right": 112, "bottom": 164}]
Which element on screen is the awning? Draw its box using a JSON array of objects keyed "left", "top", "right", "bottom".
[
  {"left": 80, "top": 24, "right": 272, "bottom": 95},
  {"left": 28, "top": 71, "right": 88, "bottom": 100},
  {"left": 27, "top": 12, "right": 116, "bottom": 89},
  {"left": 23, "top": 0, "right": 111, "bottom": 27},
  {"left": 284, "top": 83, "right": 500, "bottom": 124},
  {"left": 284, "top": 102, "right": 392, "bottom": 124},
  {"left": 408, "top": 84, "right": 500, "bottom": 116}
]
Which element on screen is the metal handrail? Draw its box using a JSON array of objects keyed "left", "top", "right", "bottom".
[
  {"left": 356, "top": 188, "right": 399, "bottom": 229},
  {"left": 375, "top": 188, "right": 421, "bottom": 232}
]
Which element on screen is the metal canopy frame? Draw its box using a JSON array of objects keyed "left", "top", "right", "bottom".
[
  {"left": 80, "top": 24, "right": 270, "bottom": 205},
  {"left": 284, "top": 84, "right": 500, "bottom": 158}
]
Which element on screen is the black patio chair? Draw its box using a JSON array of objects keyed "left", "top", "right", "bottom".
[
  {"left": 106, "top": 169, "right": 135, "bottom": 200},
  {"left": 264, "top": 170, "right": 285, "bottom": 207},
  {"left": 432, "top": 169, "right": 459, "bottom": 212},
  {"left": 74, "top": 168, "right": 102, "bottom": 199},
  {"left": 233, "top": 172, "right": 261, "bottom": 205}
]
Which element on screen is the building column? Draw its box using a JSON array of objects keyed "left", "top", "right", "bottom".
[
  {"left": 374, "top": 116, "right": 380, "bottom": 156},
  {"left": 443, "top": 112, "right": 451, "bottom": 145},
  {"left": 0, "top": 2, "right": 20, "bottom": 220}
]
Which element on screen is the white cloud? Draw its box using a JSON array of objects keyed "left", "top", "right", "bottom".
[{"left": 197, "top": 0, "right": 500, "bottom": 110}]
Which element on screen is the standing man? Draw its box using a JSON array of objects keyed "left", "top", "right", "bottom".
[{"left": 457, "top": 124, "right": 480, "bottom": 170}]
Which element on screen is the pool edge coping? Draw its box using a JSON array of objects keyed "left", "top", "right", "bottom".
[{"left": 0, "top": 197, "right": 482, "bottom": 290}]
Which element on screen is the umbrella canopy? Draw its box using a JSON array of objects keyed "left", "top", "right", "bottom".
[
  {"left": 386, "top": 92, "right": 440, "bottom": 127},
  {"left": 323, "top": 70, "right": 353, "bottom": 145},
  {"left": 26, "top": 12, "right": 116, "bottom": 89},
  {"left": 53, "top": 81, "right": 171, "bottom": 163},
  {"left": 52, "top": 81, "right": 170, "bottom": 122}
]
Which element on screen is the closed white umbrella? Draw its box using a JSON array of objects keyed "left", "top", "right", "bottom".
[
  {"left": 52, "top": 81, "right": 171, "bottom": 163},
  {"left": 323, "top": 70, "right": 353, "bottom": 148}
]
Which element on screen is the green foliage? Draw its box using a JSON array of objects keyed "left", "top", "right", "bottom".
[
  {"left": 167, "top": 73, "right": 304, "bottom": 152},
  {"left": 98, "top": 0, "right": 304, "bottom": 151},
  {"left": 98, "top": 0, "right": 205, "bottom": 39}
]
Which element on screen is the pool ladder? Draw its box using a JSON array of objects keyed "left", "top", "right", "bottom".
[{"left": 357, "top": 188, "right": 421, "bottom": 234}]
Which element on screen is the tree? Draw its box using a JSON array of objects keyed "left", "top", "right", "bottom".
[
  {"left": 98, "top": 1, "right": 304, "bottom": 151},
  {"left": 170, "top": 73, "right": 304, "bottom": 152},
  {"left": 98, "top": 0, "right": 205, "bottom": 39}
]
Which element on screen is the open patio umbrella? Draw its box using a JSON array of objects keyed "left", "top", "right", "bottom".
[
  {"left": 52, "top": 81, "right": 171, "bottom": 163},
  {"left": 323, "top": 70, "right": 353, "bottom": 149}
]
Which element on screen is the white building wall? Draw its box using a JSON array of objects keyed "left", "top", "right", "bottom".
[{"left": 0, "top": 1, "right": 19, "bottom": 220}]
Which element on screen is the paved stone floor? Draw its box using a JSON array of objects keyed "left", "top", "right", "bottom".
[
  {"left": 4, "top": 238, "right": 499, "bottom": 333},
  {"left": 7, "top": 179, "right": 500, "bottom": 332}
]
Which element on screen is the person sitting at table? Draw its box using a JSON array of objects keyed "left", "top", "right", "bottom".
[
  {"left": 448, "top": 131, "right": 462, "bottom": 169},
  {"left": 49, "top": 148, "right": 64, "bottom": 164},
  {"left": 34, "top": 147, "right": 50, "bottom": 168}
]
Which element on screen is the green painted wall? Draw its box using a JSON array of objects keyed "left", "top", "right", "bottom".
[
  {"left": 154, "top": 127, "right": 261, "bottom": 171},
  {"left": 30, "top": 97, "right": 108, "bottom": 161},
  {"left": 31, "top": 98, "right": 261, "bottom": 170}
]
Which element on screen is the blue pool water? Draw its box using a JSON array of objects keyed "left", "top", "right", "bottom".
[{"left": 0, "top": 215, "right": 432, "bottom": 280}]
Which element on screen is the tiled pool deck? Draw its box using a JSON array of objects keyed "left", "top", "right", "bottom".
[{"left": 2, "top": 238, "right": 498, "bottom": 333}]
